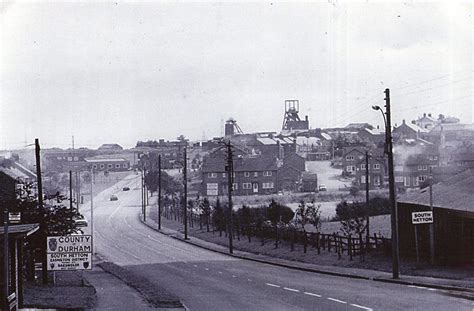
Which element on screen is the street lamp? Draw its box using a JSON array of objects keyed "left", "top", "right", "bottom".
[{"left": 372, "top": 88, "right": 400, "bottom": 279}]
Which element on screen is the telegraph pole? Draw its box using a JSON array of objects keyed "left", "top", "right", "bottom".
[
  {"left": 365, "top": 151, "right": 370, "bottom": 242},
  {"left": 429, "top": 167, "right": 435, "bottom": 265},
  {"left": 158, "top": 154, "right": 162, "bottom": 230},
  {"left": 90, "top": 167, "right": 94, "bottom": 255},
  {"left": 4, "top": 209, "right": 9, "bottom": 306},
  {"left": 69, "top": 170, "right": 73, "bottom": 209},
  {"left": 384, "top": 89, "right": 400, "bottom": 279},
  {"left": 183, "top": 148, "right": 188, "bottom": 240},
  {"left": 35, "top": 138, "right": 48, "bottom": 284},
  {"left": 143, "top": 167, "right": 146, "bottom": 222},
  {"left": 226, "top": 141, "right": 234, "bottom": 254}
]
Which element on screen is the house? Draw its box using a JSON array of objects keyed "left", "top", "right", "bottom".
[
  {"left": 277, "top": 153, "right": 306, "bottom": 191},
  {"left": 414, "top": 113, "right": 438, "bottom": 131},
  {"left": 354, "top": 156, "right": 386, "bottom": 189},
  {"left": 392, "top": 119, "right": 429, "bottom": 142},
  {"left": 394, "top": 146, "right": 440, "bottom": 189},
  {"left": 85, "top": 157, "right": 130, "bottom": 172},
  {"left": 295, "top": 136, "right": 331, "bottom": 160},
  {"left": 43, "top": 148, "right": 95, "bottom": 173},
  {"left": 302, "top": 172, "right": 318, "bottom": 192},
  {"left": 448, "top": 144, "right": 474, "bottom": 169},
  {"left": 397, "top": 169, "right": 474, "bottom": 264},
  {"left": 424, "top": 123, "right": 474, "bottom": 148},
  {"left": 356, "top": 127, "right": 385, "bottom": 146},
  {"left": 341, "top": 147, "right": 366, "bottom": 176},
  {"left": 201, "top": 154, "right": 278, "bottom": 196}
]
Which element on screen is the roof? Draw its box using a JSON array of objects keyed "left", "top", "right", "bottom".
[
  {"left": 398, "top": 169, "right": 474, "bottom": 213},
  {"left": 395, "top": 120, "right": 430, "bottom": 133},
  {"left": 202, "top": 155, "right": 278, "bottom": 173},
  {"left": 98, "top": 144, "right": 123, "bottom": 150},
  {"left": 320, "top": 133, "right": 332, "bottom": 140},
  {"left": 342, "top": 147, "right": 366, "bottom": 157},
  {"left": 0, "top": 166, "right": 28, "bottom": 181},
  {"left": 345, "top": 123, "right": 373, "bottom": 129},
  {"left": 302, "top": 172, "right": 318, "bottom": 181},
  {"left": 363, "top": 128, "right": 384, "bottom": 136},
  {"left": 0, "top": 223, "right": 40, "bottom": 237}
]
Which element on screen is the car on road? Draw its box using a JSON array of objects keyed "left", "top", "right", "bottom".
[
  {"left": 110, "top": 194, "right": 118, "bottom": 201},
  {"left": 318, "top": 184, "right": 327, "bottom": 192},
  {"left": 74, "top": 217, "right": 88, "bottom": 227},
  {"left": 122, "top": 187, "right": 130, "bottom": 191}
]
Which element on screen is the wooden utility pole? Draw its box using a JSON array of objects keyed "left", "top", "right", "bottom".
[
  {"left": 69, "top": 170, "right": 73, "bottom": 209},
  {"left": 3, "top": 209, "right": 10, "bottom": 307},
  {"left": 226, "top": 141, "right": 234, "bottom": 254},
  {"left": 183, "top": 148, "right": 188, "bottom": 240},
  {"left": 429, "top": 167, "right": 435, "bottom": 265},
  {"left": 158, "top": 154, "right": 162, "bottom": 230},
  {"left": 35, "top": 138, "right": 48, "bottom": 284},
  {"left": 365, "top": 151, "right": 370, "bottom": 242},
  {"left": 384, "top": 89, "right": 400, "bottom": 279}
]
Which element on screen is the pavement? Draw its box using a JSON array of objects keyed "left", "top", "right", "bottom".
[
  {"left": 142, "top": 212, "right": 474, "bottom": 299},
  {"left": 84, "top": 256, "right": 186, "bottom": 310}
]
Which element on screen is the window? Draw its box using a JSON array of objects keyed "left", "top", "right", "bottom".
[
  {"left": 373, "top": 164, "right": 380, "bottom": 170},
  {"left": 93, "top": 164, "right": 98, "bottom": 169},
  {"left": 67, "top": 157, "right": 72, "bottom": 161},
  {"left": 222, "top": 172, "right": 227, "bottom": 178},
  {"left": 254, "top": 172, "right": 258, "bottom": 177},
  {"left": 404, "top": 177, "right": 410, "bottom": 186},
  {"left": 360, "top": 164, "right": 366, "bottom": 170},
  {"left": 108, "top": 164, "right": 113, "bottom": 169},
  {"left": 57, "top": 156, "right": 62, "bottom": 160},
  {"left": 422, "top": 165, "right": 428, "bottom": 171},
  {"left": 346, "top": 166, "right": 355, "bottom": 172},
  {"left": 361, "top": 176, "right": 370, "bottom": 184},
  {"left": 374, "top": 176, "right": 381, "bottom": 186},
  {"left": 263, "top": 171, "right": 272, "bottom": 177},
  {"left": 232, "top": 183, "right": 238, "bottom": 190},
  {"left": 346, "top": 155, "right": 355, "bottom": 161},
  {"left": 418, "top": 165, "right": 423, "bottom": 171},
  {"left": 395, "top": 176, "right": 404, "bottom": 183},
  {"left": 418, "top": 175, "right": 427, "bottom": 182},
  {"left": 123, "top": 163, "right": 128, "bottom": 168},
  {"left": 244, "top": 172, "right": 250, "bottom": 177},
  {"left": 74, "top": 157, "right": 79, "bottom": 161},
  {"left": 242, "top": 183, "right": 252, "bottom": 189},
  {"left": 208, "top": 172, "right": 217, "bottom": 178},
  {"left": 262, "top": 182, "right": 274, "bottom": 189},
  {"left": 413, "top": 177, "right": 419, "bottom": 186},
  {"left": 116, "top": 164, "right": 120, "bottom": 168},
  {"left": 100, "top": 164, "right": 105, "bottom": 169}
]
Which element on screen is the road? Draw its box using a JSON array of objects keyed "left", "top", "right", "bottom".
[{"left": 85, "top": 173, "right": 473, "bottom": 311}]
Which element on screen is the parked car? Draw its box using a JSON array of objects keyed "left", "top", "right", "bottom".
[
  {"left": 110, "top": 195, "right": 118, "bottom": 201},
  {"left": 318, "top": 184, "right": 327, "bottom": 192},
  {"left": 122, "top": 187, "right": 130, "bottom": 191}
]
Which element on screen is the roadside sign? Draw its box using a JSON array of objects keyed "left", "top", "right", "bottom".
[
  {"left": 412, "top": 211, "right": 433, "bottom": 225},
  {"left": 8, "top": 212, "right": 21, "bottom": 224},
  {"left": 47, "top": 253, "right": 92, "bottom": 271},
  {"left": 47, "top": 235, "right": 92, "bottom": 271},
  {"left": 47, "top": 235, "right": 92, "bottom": 253}
]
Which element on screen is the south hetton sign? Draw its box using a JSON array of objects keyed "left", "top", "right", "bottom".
[
  {"left": 47, "top": 235, "right": 92, "bottom": 271},
  {"left": 411, "top": 211, "right": 434, "bottom": 225}
]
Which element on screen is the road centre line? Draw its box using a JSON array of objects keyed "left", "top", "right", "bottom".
[
  {"left": 265, "top": 283, "right": 281, "bottom": 288},
  {"left": 303, "top": 292, "right": 321, "bottom": 297},
  {"left": 350, "top": 304, "right": 373, "bottom": 311},
  {"left": 283, "top": 287, "right": 300, "bottom": 292},
  {"left": 328, "top": 298, "right": 347, "bottom": 304}
]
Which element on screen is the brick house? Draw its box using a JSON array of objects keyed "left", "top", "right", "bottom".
[
  {"left": 354, "top": 156, "right": 386, "bottom": 189},
  {"left": 392, "top": 119, "right": 429, "bottom": 142},
  {"left": 342, "top": 147, "right": 366, "bottom": 176},
  {"left": 394, "top": 148, "right": 440, "bottom": 189},
  {"left": 201, "top": 155, "right": 278, "bottom": 196}
]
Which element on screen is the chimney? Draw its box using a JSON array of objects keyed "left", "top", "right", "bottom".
[
  {"left": 428, "top": 113, "right": 432, "bottom": 117},
  {"left": 402, "top": 119, "right": 406, "bottom": 124},
  {"left": 423, "top": 113, "right": 426, "bottom": 117}
]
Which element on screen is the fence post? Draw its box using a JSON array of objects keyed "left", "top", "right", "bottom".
[
  {"left": 359, "top": 232, "right": 365, "bottom": 262},
  {"left": 337, "top": 235, "right": 341, "bottom": 260},
  {"left": 348, "top": 234, "right": 352, "bottom": 261},
  {"left": 316, "top": 232, "right": 321, "bottom": 255},
  {"left": 290, "top": 228, "right": 295, "bottom": 251}
]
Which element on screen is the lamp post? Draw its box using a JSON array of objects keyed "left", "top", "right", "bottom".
[{"left": 372, "top": 88, "right": 400, "bottom": 279}]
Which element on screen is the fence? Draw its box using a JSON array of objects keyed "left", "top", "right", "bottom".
[{"left": 162, "top": 206, "right": 392, "bottom": 261}]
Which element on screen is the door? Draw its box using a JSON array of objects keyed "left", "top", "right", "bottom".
[{"left": 252, "top": 182, "right": 259, "bottom": 193}]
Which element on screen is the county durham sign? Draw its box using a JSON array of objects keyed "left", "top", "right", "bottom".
[{"left": 47, "top": 235, "right": 92, "bottom": 271}]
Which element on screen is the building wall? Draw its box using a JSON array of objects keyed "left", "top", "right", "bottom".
[
  {"left": 89, "top": 160, "right": 130, "bottom": 172},
  {"left": 202, "top": 169, "right": 278, "bottom": 196}
]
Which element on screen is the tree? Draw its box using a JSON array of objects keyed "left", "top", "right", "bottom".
[
  {"left": 294, "top": 200, "right": 322, "bottom": 253},
  {"left": 335, "top": 200, "right": 366, "bottom": 236},
  {"left": 200, "top": 197, "right": 212, "bottom": 232},
  {"left": 212, "top": 199, "right": 225, "bottom": 236}
]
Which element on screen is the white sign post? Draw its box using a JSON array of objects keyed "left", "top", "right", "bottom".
[
  {"left": 47, "top": 235, "right": 93, "bottom": 271},
  {"left": 411, "top": 211, "right": 434, "bottom": 225},
  {"left": 206, "top": 183, "right": 218, "bottom": 196}
]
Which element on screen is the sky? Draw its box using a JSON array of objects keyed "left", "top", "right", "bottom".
[{"left": 1, "top": 1, "right": 472, "bottom": 150}]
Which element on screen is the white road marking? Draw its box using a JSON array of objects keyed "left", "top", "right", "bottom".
[
  {"left": 304, "top": 292, "right": 321, "bottom": 297},
  {"left": 218, "top": 271, "right": 223, "bottom": 274},
  {"left": 328, "top": 298, "right": 347, "bottom": 304},
  {"left": 232, "top": 275, "right": 236, "bottom": 278},
  {"left": 265, "top": 283, "right": 281, "bottom": 288},
  {"left": 283, "top": 287, "right": 300, "bottom": 292},
  {"left": 350, "top": 304, "right": 373, "bottom": 311},
  {"left": 193, "top": 265, "right": 198, "bottom": 268},
  {"left": 205, "top": 268, "right": 209, "bottom": 271},
  {"left": 247, "top": 279, "right": 252, "bottom": 282},
  {"left": 427, "top": 288, "right": 437, "bottom": 291}
]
